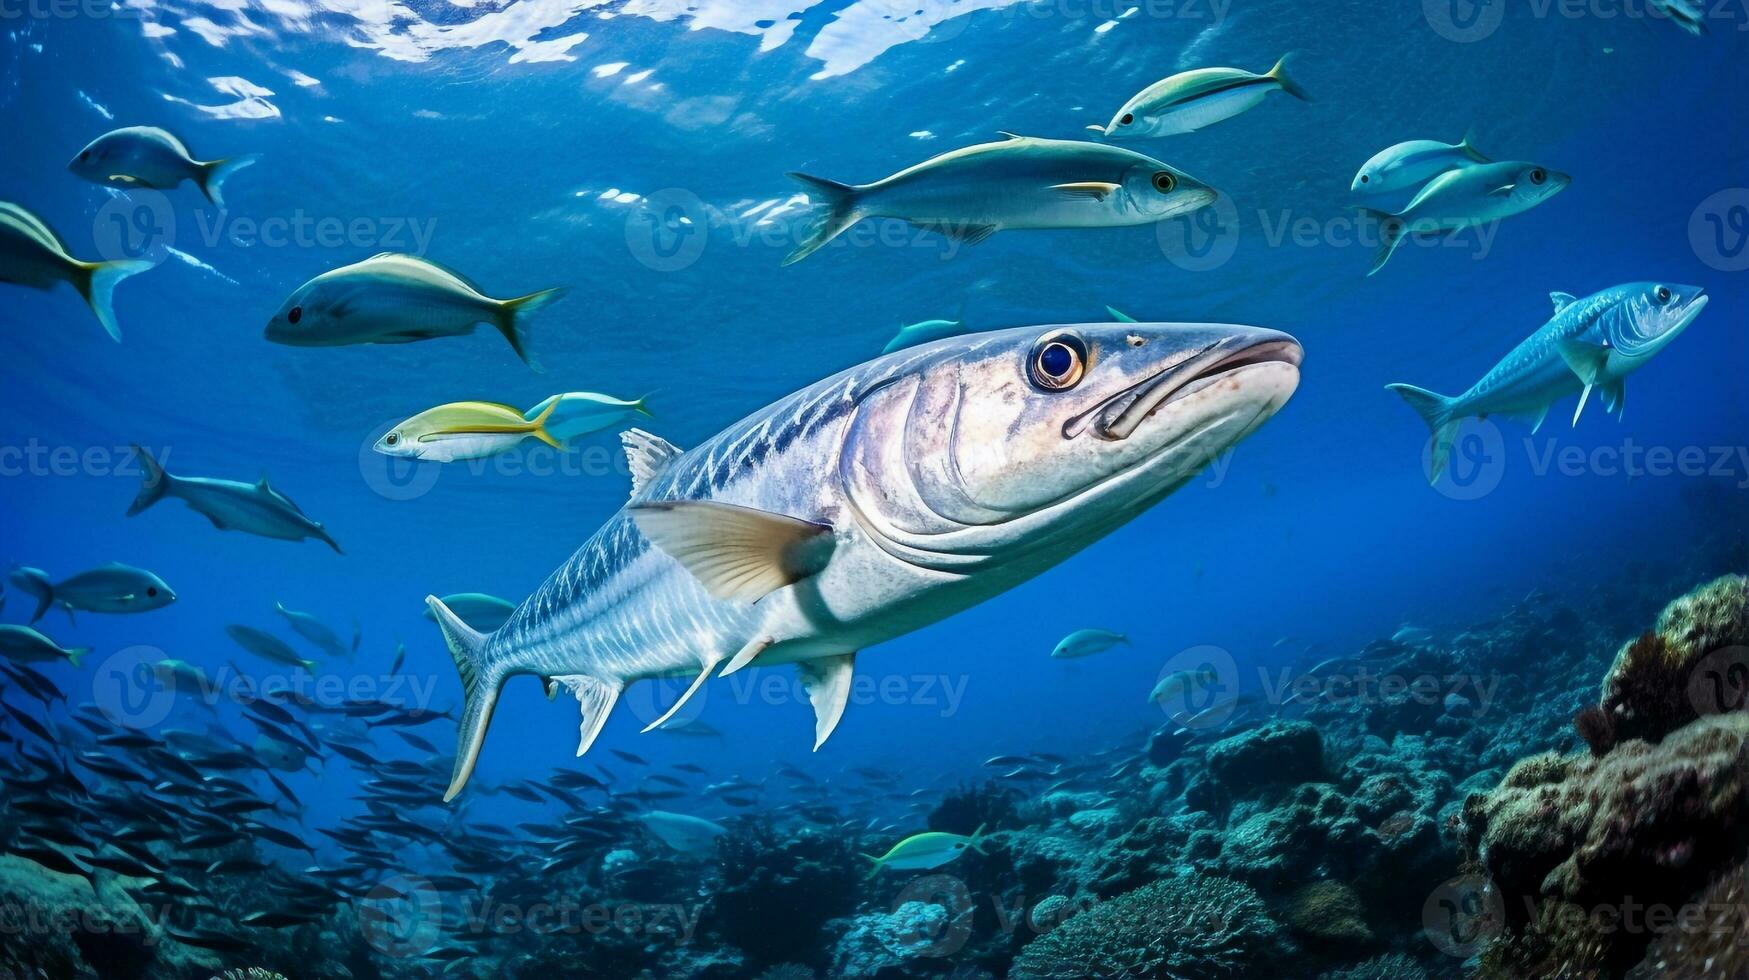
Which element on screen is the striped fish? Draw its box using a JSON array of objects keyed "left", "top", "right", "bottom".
[{"left": 428, "top": 321, "right": 1303, "bottom": 800}]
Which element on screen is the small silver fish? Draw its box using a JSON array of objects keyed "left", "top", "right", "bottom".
[
  {"left": 9, "top": 563, "right": 176, "bottom": 623},
  {"left": 1097, "top": 57, "right": 1310, "bottom": 138},
  {"left": 782, "top": 134, "right": 1215, "bottom": 264},
  {"left": 263, "top": 252, "right": 567, "bottom": 369},
  {"left": 127, "top": 446, "right": 340, "bottom": 552},
  {"left": 69, "top": 126, "right": 258, "bottom": 208}
]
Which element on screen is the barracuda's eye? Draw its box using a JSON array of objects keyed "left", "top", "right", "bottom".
[
  {"left": 385, "top": 432, "right": 399, "bottom": 446},
  {"left": 288, "top": 306, "right": 303, "bottom": 324},
  {"left": 1029, "top": 333, "right": 1086, "bottom": 391},
  {"left": 1152, "top": 171, "right": 1176, "bottom": 193},
  {"left": 1120, "top": 113, "right": 1134, "bottom": 126},
  {"left": 1529, "top": 168, "right": 1546, "bottom": 185},
  {"left": 1655, "top": 286, "right": 1672, "bottom": 303}
]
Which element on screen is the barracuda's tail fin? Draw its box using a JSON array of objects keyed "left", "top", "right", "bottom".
[
  {"left": 783, "top": 172, "right": 862, "bottom": 266},
  {"left": 427, "top": 595, "right": 503, "bottom": 802},
  {"left": 1386, "top": 383, "right": 1461, "bottom": 484}
]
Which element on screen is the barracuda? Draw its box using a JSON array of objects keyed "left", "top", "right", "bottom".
[{"left": 428, "top": 321, "right": 1303, "bottom": 800}]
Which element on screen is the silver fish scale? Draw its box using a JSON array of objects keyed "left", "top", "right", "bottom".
[
  {"left": 1464, "top": 292, "right": 1609, "bottom": 405},
  {"left": 478, "top": 335, "right": 996, "bottom": 683}
]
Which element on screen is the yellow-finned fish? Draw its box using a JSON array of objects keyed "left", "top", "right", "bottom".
[
  {"left": 375, "top": 399, "right": 562, "bottom": 463},
  {"left": 0, "top": 201, "right": 153, "bottom": 341}
]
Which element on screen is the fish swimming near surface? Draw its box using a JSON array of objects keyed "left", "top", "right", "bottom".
[
  {"left": 127, "top": 446, "right": 341, "bottom": 553},
  {"left": 1356, "top": 160, "right": 1569, "bottom": 274},
  {"left": 425, "top": 319, "right": 1302, "bottom": 799},
  {"left": 884, "top": 318, "right": 967, "bottom": 354},
  {"left": 1388, "top": 282, "right": 1708, "bottom": 481},
  {"left": 423, "top": 593, "right": 517, "bottom": 633},
  {"left": 864, "top": 825, "right": 986, "bottom": 877},
  {"left": 273, "top": 602, "right": 349, "bottom": 660},
  {"left": 637, "top": 811, "right": 727, "bottom": 856},
  {"left": 522, "top": 392, "right": 652, "bottom": 442},
  {"left": 9, "top": 563, "right": 176, "bottom": 623},
  {"left": 0, "top": 625, "right": 89, "bottom": 667},
  {"left": 1096, "top": 56, "right": 1310, "bottom": 138},
  {"left": 68, "top": 126, "right": 259, "bottom": 208},
  {"left": 262, "top": 252, "right": 567, "bottom": 369},
  {"left": 0, "top": 201, "right": 153, "bottom": 341},
  {"left": 782, "top": 135, "right": 1216, "bottom": 264},
  {"left": 1351, "top": 134, "right": 1489, "bottom": 194},
  {"left": 375, "top": 400, "right": 562, "bottom": 463},
  {"left": 1049, "top": 628, "right": 1129, "bottom": 659},
  {"left": 226, "top": 624, "right": 316, "bottom": 674}
]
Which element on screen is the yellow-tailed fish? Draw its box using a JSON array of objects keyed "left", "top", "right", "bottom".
[
  {"left": 0, "top": 201, "right": 152, "bottom": 341},
  {"left": 376, "top": 399, "right": 562, "bottom": 463}
]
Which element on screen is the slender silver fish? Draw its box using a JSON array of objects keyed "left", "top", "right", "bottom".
[
  {"left": 782, "top": 134, "right": 1215, "bottom": 264},
  {"left": 427, "top": 321, "right": 1302, "bottom": 799},
  {"left": 9, "top": 563, "right": 176, "bottom": 623},
  {"left": 1388, "top": 282, "right": 1707, "bottom": 481},
  {"left": 127, "top": 447, "right": 341, "bottom": 553}
]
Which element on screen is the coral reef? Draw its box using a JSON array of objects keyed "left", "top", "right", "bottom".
[
  {"left": 1582, "top": 574, "right": 1749, "bottom": 753},
  {"left": 713, "top": 820, "right": 862, "bottom": 970},
  {"left": 1009, "top": 873, "right": 1288, "bottom": 979}
]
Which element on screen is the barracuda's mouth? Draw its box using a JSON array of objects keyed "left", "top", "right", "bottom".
[{"left": 1067, "top": 338, "right": 1304, "bottom": 441}]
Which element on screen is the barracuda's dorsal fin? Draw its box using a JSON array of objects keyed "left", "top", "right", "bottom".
[
  {"left": 797, "top": 653, "right": 855, "bottom": 750},
  {"left": 622, "top": 429, "right": 683, "bottom": 496},
  {"left": 630, "top": 501, "right": 836, "bottom": 603},
  {"left": 1550, "top": 291, "right": 1578, "bottom": 314}
]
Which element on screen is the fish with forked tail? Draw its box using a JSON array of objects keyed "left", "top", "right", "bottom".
[
  {"left": 1388, "top": 282, "right": 1708, "bottom": 482},
  {"left": 424, "top": 320, "right": 1301, "bottom": 800},
  {"left": 1096, "top": 56, "right": 1311, "bottom": 138},
  {"left": 1356, "top": 160, "right": 1569, "bottom": 275},
  {"left": 263, "top": 253, "right": 566, "bottom": 369},
  {"left": 126, "top": 447, "right": 341, "bottom": 552},
  {"left": 782, "top": 135, "right": 1216, "bottom": 265},
  {"left": 8, "top": 564, "right": 176, "bottom": 623},
  {"left": 0, "top": 201, "right": 152, "bottom": 341},
  {"left": 69, "top": 126, "right": 258, "bottom": 208}
]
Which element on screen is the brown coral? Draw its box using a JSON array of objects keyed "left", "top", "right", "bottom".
[
  {"left": 1463, "top": 713, "right": 1749, "bottom": 975},
  {"left": 1587, "top": 575, "right": 1749, "bottom": 751},
  {"left": 1284, "top": 879, "right": 1374, "bottom": 947},
  {"left": 1625, "top": 860, "right": 1749, "bottom": 979}
]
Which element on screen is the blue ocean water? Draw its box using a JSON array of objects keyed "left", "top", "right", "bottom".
[{"left": 1, "top": 1, "right": 1745, "bottom": 976}]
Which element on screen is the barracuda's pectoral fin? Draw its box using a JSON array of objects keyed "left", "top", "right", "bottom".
[
  {"left": 555, "top": 674, "right": 622, "bottom": 757},
  {"left": 1556, "top": 339, "right": 1611, "bottom": 426},
  {"left": 630, "top": 500, "right": 836, "bottom": 604},
  {"left": 797, "top": 653, "right": 856, "bottom": 751},
  {"left": 1050, "top": 181, "right": 1121, "bottom": 202},
  {"left": 622, "top": 429, "right": 684, "bottom": 496}
]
